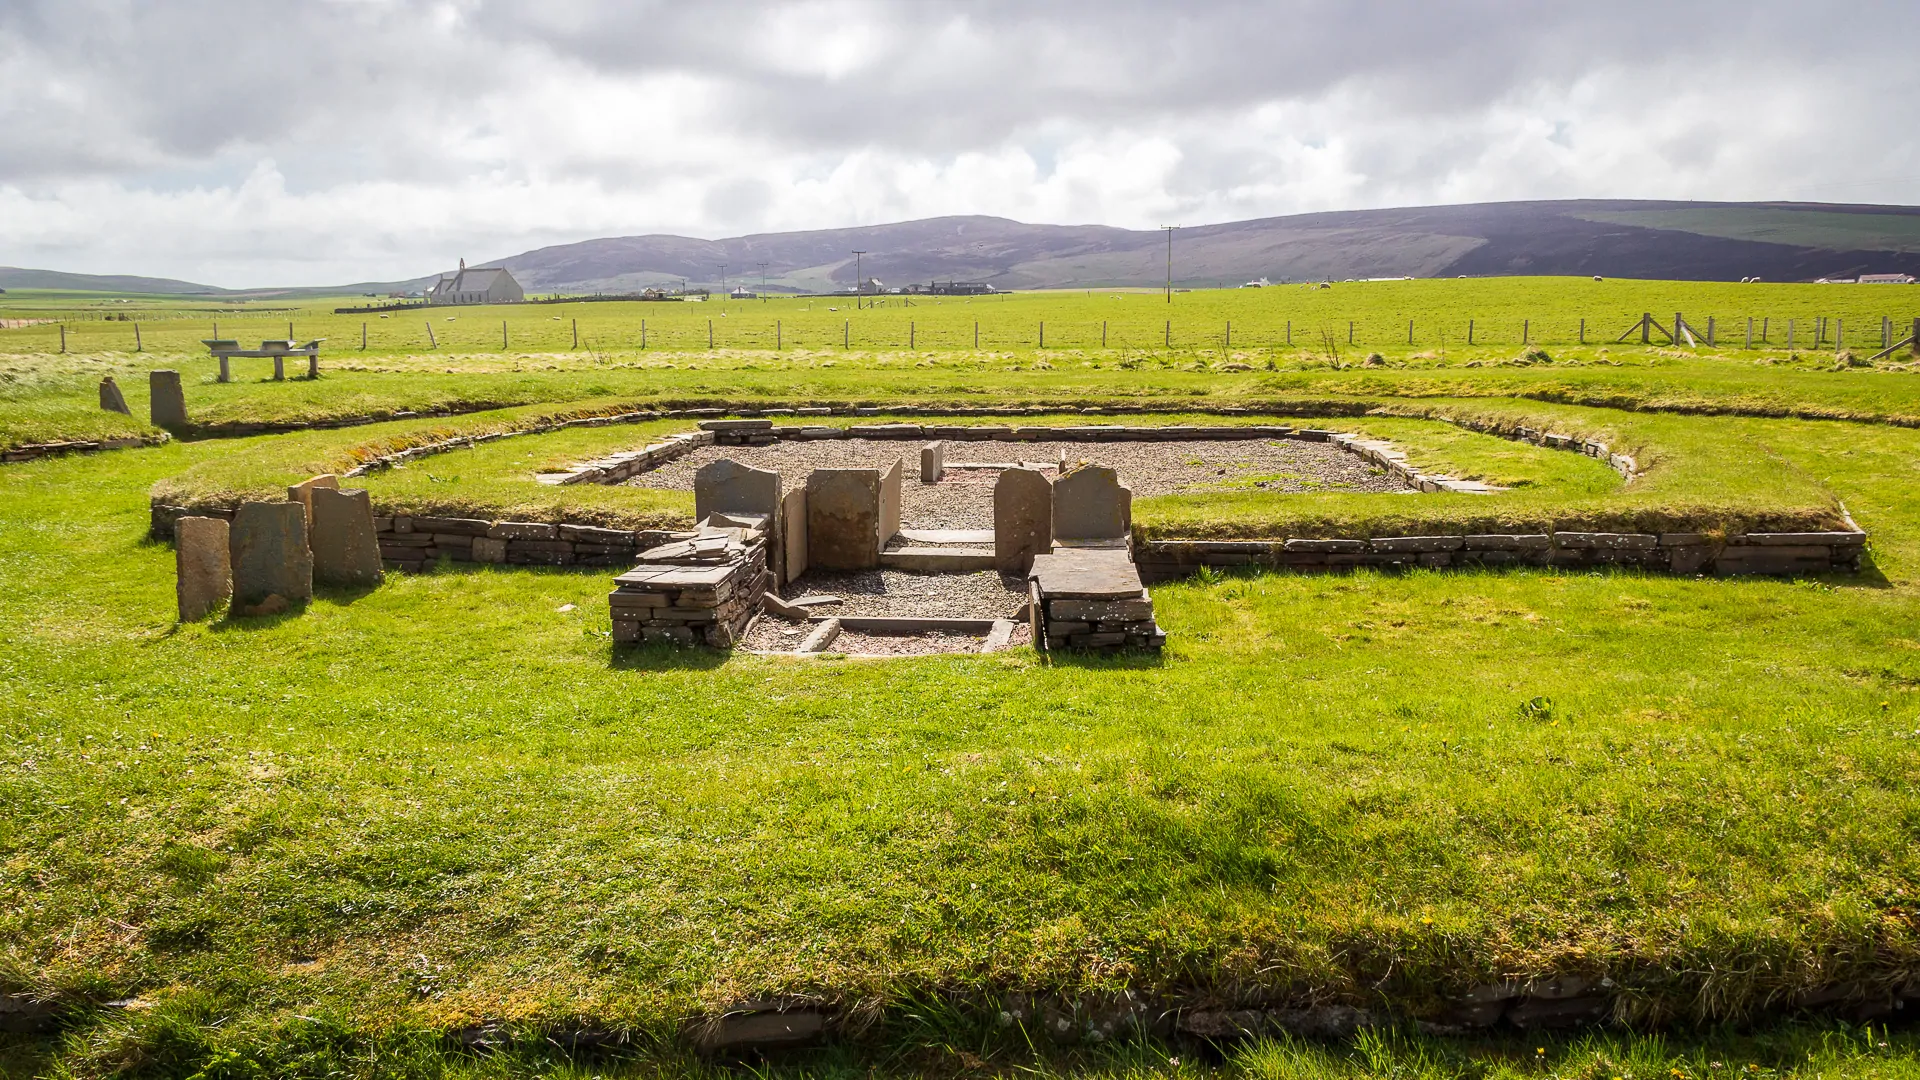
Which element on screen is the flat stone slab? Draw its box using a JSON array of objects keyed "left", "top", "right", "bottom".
[
  {"left": 229, "top": 501, "right": 312, "bottom": 613},
  {"left": 310, "top": 487, "right": 383, "bottom": 587},
  {"left": 1028, "top": 549, "right": 1145, "bottom": 600},
  {"left": 898, "top": 528, "right": 996, "bottom": 545},
  {"left": 614, "top": 564, "right": 736, "bottom": 587},
  {"left": 879, "top": 547, "right": 997, "bottom": 572},
  {"left": 175, "top": 516, "right": 230, "bottom": 621}
]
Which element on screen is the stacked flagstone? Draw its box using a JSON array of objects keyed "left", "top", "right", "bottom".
[
  {"left": 1028, "top": 547, "right": 1163, "bottom": 653},
  {"left": 609, "top": 516, "right": 771, "bottom": 646}
]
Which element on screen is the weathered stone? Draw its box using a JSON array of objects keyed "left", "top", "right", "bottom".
[
  {"left": 920, "top": 441, "right": 944, "bottom": 483},
  {"left": 1029, "top": 548, "right": 1145, "bottom": 600},
  {"left": 994, "top": 467, "right": 1052, "bottom": 576},
  {"left": 879, "top": 459, "right": 902, "bottom": 546},
  {"left": 310, "top": 487, "right": 383, "bottom": 587},
  {"left": 1463, "top": 534, "right": 1551, "bottom": 551},
  {"left": 1284, "top": 538, "right": 1366, "bottom": 554},
  {"left": 488, "top": 521, "right": 557, "bottom": 540},
  {"left": 99, "top": 376, "right": 130, "bottom": 415},
  {"left": 175, "top": 516, "right": 230, "bottom": 621},
  {"left": 286, "top": 473, "right": 339, "bottom": 527},
  {"left": 1370, "top": 535, "right": 1465, "bottom": 553},
  {"left": 228, "top": 501, "right": 311, "bottom": 614},
  {"left": 1048, "top": 598, "right": 1155, "bottom": 621},
  {"left": 781, "top": 487, "right": 808, "bottom": 583},
  {"left": 694, "top": 459, "right": 781, "bottom": 521},
  {"left": 1052, "top": 465, "right": 1130, "bottom": 540},
  {"left": 149, "top": 370, "right": 188, "bottom": 429},
  {"left": 471, "top": 536, "right": 508, "bottom": 563},
  {"left": 806, "top": 468, "right": 881, "bottom": 570}
]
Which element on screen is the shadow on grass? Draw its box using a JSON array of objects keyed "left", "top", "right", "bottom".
[
  {"left": 209, "top": 600, "right": 310, "bottom": 632},
  {"left": 1043, "top": 648, "right": 1168, "bottom": 671},
  {"left": 609, "top": 642, "right": 734, "bottom": 672},
  {"left": 312, "top": 581, "right": 381, "bottom": 606}
]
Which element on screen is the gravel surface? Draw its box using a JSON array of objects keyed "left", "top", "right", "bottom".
[
  {"left": 740, "top": 620, "right": 1030, "bottom": 656},
  {"left": 630, "top": 437, "right": 1409, "bottom": 528},
  {"left": 776, "top": 568, "right": 1026, "bottom": 618}
]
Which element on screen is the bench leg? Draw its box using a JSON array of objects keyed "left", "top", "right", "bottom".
[
  {"left": 273, "top": 357, "right": 284, "bottom": 381},
  {"left": 217, "top": 356, "right": 230, "bottom": 383},
  {"left": 307, "top": 354, "right": 319, "bottom": 379}
]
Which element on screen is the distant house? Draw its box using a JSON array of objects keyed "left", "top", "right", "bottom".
[
  {"left": 428, "top": 260, "right": 525, "bottom": 305},
  {"left": 730, "top": 286, "right": 758, "bottom": 300},
  {"left": 1859, "top": 273, "right": 1917, "bottom": 284}
]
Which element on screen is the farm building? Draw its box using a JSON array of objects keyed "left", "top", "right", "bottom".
[
  {"left": 428, "top": 260, "right": 525, "bottom": 305},
  {"left": 1859, "top": 273, "right": 1917, "bottom": 284}
]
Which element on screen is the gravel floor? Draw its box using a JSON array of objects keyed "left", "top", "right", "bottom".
[
  {"left": 740, "top": 620, "right": 1031, "bottom": 656},
  {"left": 776, "top": 568, "right": 1027, "bottom": 618},
  {"left": 630, "top": 437, "right": 1409, "bottom": 528}
]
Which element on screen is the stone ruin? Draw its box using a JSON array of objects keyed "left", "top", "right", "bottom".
[
  {"left": 170, "top": 472, "right": 383, "bottom": 620},
  {"left": 606, "top": 452, "right": 1164, "bottom": 656}
]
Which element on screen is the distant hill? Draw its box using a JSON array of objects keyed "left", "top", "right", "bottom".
[
  {"left": 0, "top": 266, "right": 222, "bottom": 294},
  {"left": 451, "top": 200, "right": 1920, "bottom": 294},
  {"left": 11, "top": 200, "right": 1920, "bottom": 297}
]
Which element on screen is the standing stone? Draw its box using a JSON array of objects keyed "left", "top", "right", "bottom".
[
  {"left": 1053, "top": 464, "right": 1131, "bottom": 540},
  {"left": 694, "top": 459, "right": 781, "bottom": 521},
  {"left": 175, "top": 516, "right": 231, "bottom": 621},
  {"left": 99, "top": 376, "right": 130, "bottom": 415},
  {"left": 806, "top": 468, "right": 881, "bottom": 570},
  {"left": 228, "top": 501, "right": 312, "bottom": 615},
  {"left": 310, "top": 487, "right": 383, "bottom": 587},
  {"left": 920, "top": 441, "right": 944, "bottom": 483},
  {"left": 879, "top": 459, "right": 902, "bottom": 547},
  {"left": 286, "top": 473, "right": 339, "bottom": 528},
  {"left": 995, "top": 467, "right": 1053, "bottom": 576},
  {"left": 781, "top": 487, "right": 808, "bottom": 583},
  {"left": 149, "top": 370, "right": 188, "bottom": 430}
]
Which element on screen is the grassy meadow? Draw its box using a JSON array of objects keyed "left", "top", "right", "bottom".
[{"left": 7, "top": 279, "right": 1920, "bottom": 1077}]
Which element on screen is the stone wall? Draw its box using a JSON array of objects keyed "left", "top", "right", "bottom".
[
  {"left": 609, "top": 520, "right": 770, "bottom": 647},
  {"left": 1135, "top": 528, "right": 1868, "bottom": 581},
  {"left": 3, "top": 434, "right": 166, "bottom": 464}
]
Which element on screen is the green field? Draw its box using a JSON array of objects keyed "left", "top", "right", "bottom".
[{"left": 8, "top": 280, "right": 1920, "bottom": 1078}]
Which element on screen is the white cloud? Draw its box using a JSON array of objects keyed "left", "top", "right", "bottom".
[{"left": 0, "top": 0, "right": 1915, "bottom": 286}]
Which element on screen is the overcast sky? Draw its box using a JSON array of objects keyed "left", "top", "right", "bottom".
[{"left": 4, "top": 0, "right": 1919, "bottom": 287}]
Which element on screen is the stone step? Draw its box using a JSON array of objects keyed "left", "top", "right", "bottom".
[
  {"left": 878, "top": 547, "right": 998, "bottom": 572},
  {"left": 809, "top": 615, "right": 1002, "bottom": 633},
  {"left": 896, "top": 528, "right": 995, "bottom": 545}
]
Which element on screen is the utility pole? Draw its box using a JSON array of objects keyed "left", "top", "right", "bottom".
[
  {"left": 758, "top": 261, "right": 770, "bottom": 289},
  {"left": 718, "top": 263, "right": 728, "bottom": 296},
  {"left": 851, "top": 250, "right": 866, "bottom": 304},
  {"left": 1161, "top": 225, "right": 1176, "bottom": 303}
]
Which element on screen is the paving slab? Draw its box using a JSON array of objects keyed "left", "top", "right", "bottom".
[{"left": 1028, "top": 548, "right": 1146, "bottom": 600}]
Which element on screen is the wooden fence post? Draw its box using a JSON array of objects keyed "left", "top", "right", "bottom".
[
  {"left": 572, "top": 319, "right": 579, "bottom": 349},
  {"left": 1165, "top": 320, "right": 1171, "bottom": 348},
  {"left": 1286, "top": 320, "right": 1291, "bottom": 346},
  {"left": 59, "top": 323, "right": 65, "bottom": 353},
  {"left": 362, "top": 322, "right": 367, "bottom": 350},
  {"left": 910, "top": 321, "right": 915, "bottom": 349},
  {"left": 426, "top": 321, "right": 436, "bottom": 348},
  {"left": 1348, "top": 320, "right": 1354, "bottom": 345},
  {"left": 502, "top": 320, "right": 508, "bottom": 349},
  {"left": 1746, "top": 317, "right": 1753, "bottom": 349},
  {"left": 1468, "top": 319, "right": 1474, "bottom": 345},
  {"left": 1102, "top": 320, "right": 1107, "bottom": 347},
  {"left": 844, "top": 321, "right": 849, "bottom": 348},
  {"left": 1641, "top": 312, "right": 1651, "bottom": 345},
  {"left": 134, "top": 322, "right": 142, "bottom": 351},
  {"left": 1912, "top": 316, "right": 1920, "bottom": 356},
  {"left": 1523, "top": 318, "right": 1530, "bottom": 344},
  {"left": 1038, "top": 321, "right": 1044, "bottom": 348},
  {"left": 1226, "top": 321, "right": 1231, "bottom": 349},
  {"left": 1885, "top": 315, "right": 1893, "bottom": 348},
  {"left": 1706, "top": 316, "right": 1715, "bottom": 347},
  {"left": 1407, "top": 319, "right": 1413, "bottom": 345},
  {"left": 1836, "top": 318, "right": 1843, "bottom": 349},
  {"left": 641, "top": 319, "right": 646, "bottom": 348},
  {"left": 1762, "top": 317, "right": 1769, "bottom": 343},
  {"left": 1579, "top": 318, "right": 1586, "bottom": 345},
  {"left": 708, "top": 319, "right": 713, "bottom": 349},
  {"left": 776, "top": 320, "right": 781, "bottom": 350},
  {"left": 974, "top": 321, "right": 978, "bottom": 348}
]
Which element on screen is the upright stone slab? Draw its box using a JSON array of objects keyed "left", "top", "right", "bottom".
[
  {"left": 175, "top": 516, "right": 231, "bottom": 621},
  {"left": 310, "top": 487, "right": 383, "bottom": 587},
  {"left": 806, "top": 468, "right": 881, "bottom": 570},
  {"left": 149, "top": 370, "right": 188, "bottom": 430},
  {"left": 228, "top": 501, "right": 312, "bottom": 615},
  {"left": 694, "top": 459, "right": 780, "bottom": 521},
  {"left": 286, "top": 473, "right": 339, "bottom": 528},
  {"left": 1053, "top": 464, "right": 1131, "bottom": 540},
  {"left": 995, "top": 467, "right": 1053, "bottom": 576},
  {"left": 879, "top": 459, "right": 902, "bottom": 547},
  {"left": 781, "top": 487, "right": 808, "bottom": 584},
  {"left": 920, "top": 441, "right": 944, "bottom": 483},
  {"left": 98, "top": 376, "right": 130, "bottom": 415}
]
